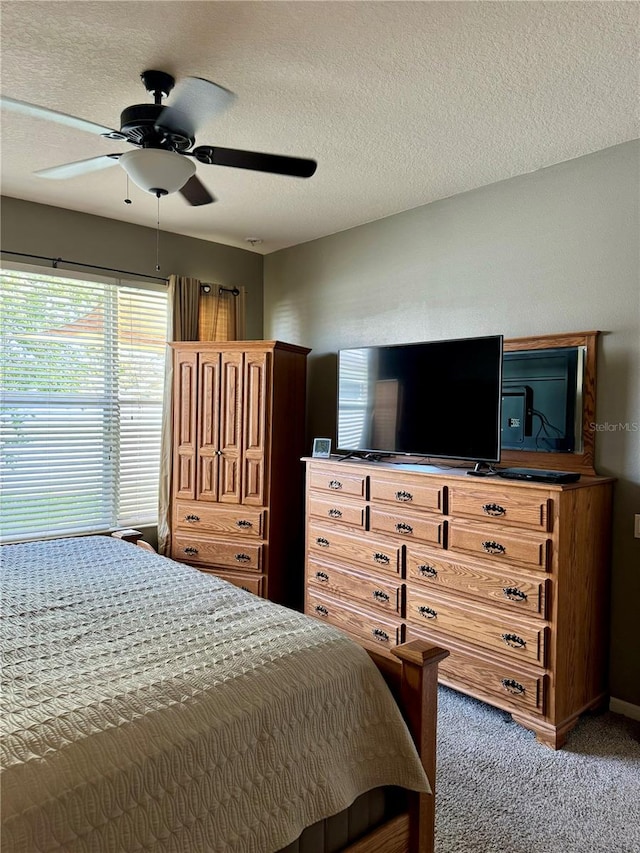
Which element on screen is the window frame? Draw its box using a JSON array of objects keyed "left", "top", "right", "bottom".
[{"left": 0, "top": 262, "right": 168, "bottom": 543}]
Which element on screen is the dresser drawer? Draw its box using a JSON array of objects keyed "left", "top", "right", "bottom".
[
  {"left": 369, "top": 507, "right": 444, "bottom": 547},
  {"left": 308, "top": 467, "right": 366, "bottom": 499},
  {"left": 406, "top": 587, "right": 548, "bottom": 666},
  {"left": 447, "top": 521, "right": 551, "bottom": 571},
  {"left": 308, "top": 524, "right": 402, "bottom": 576},
  {"left": 308, "top": 496, "right": 366, "bottom": 529},
  {"left": 406, "top": 628, "right": 547, "bottom": 716},
  {"left": 406, "top": 546, "right": 548, "bottom": 618},
  {"left": 172, "top": 535, "right": 262, "bottom": 571},
  {"left": 370, "top": 474, "right": 443, "bottom": 513},
  {"left": 307, "top": 590, "right": 404, "bottom": 652},
  {"left": 174, "top": 501, "right": 265, "bottom": 537},
  {"left": 308, "top": 559, "right": 402, "bottom": 614},
  {"left": 447, "top": 484, "right": 552, "bottom": 531},
  {"left": 200, "top": 568, "right": 264, "bottom": 596}
]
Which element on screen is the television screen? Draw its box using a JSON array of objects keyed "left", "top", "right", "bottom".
[
  {"left": 337, "top": 335, "right": 504, "bottom": 463},
  {"left": 501, "top": 347, "right": 579, "bottom": 452}
]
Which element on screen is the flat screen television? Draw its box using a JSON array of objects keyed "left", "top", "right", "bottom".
[
  {"left": 337, "top": 334, "right": 504, "bottom": 464},
  {"left": 501, "top": 347, "right": 580, "bottom": 452}
]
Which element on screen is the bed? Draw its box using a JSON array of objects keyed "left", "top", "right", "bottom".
[{"left": 1, "top": 534, "right": 447, "bottom": 853}]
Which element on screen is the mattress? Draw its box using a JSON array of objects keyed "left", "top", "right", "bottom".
[{"left": 1, "top": 535, "right": 429, "bottom": 853}]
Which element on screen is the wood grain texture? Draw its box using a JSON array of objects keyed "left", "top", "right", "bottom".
[
  {"left": 405, "top": 547, "right": 548, "bottom": 617},
  {"left": 170, "top": 342, "right": 309, "bottom": 608},
  {"left": 308, "top": 496, "right": 367, "bottom": 529},
  {"left": 308, "top": 523, "right": 402, "bottom": 576},
  {"left": 304, "top": 457, "right": 614, "bottom": 749},
  {"left": 342, "top": 814, "right": 409, "bottom": 853},
  {"left": 308, "top": 559, "right": 402, "bottom": 614},
  {"left": 391, "top": 641, "right": 449, "bottom": 853},
  {"left": 369, "top": 473, "right": 443, "bottom": 512},
  {"left": 172, "top": 351, "right": 198, "bottom": 501},
  {"left": 447, "top": 483, "right": 551, "bottom": 531},
  {"left": 447, "top": 520, "right": 551, "bottom": 570},
  {"left": 173, "top": 501, "right": 265, "bottom": 537},
  {"left": 369, "top": 508, "right": 444, "bottom": 547}
]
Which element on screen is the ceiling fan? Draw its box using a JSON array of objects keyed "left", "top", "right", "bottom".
[{"left": 0, "top": 70, "right": 317, "bottom": 206}]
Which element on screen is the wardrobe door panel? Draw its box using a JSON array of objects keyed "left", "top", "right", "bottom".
[
  {"left": 243, "top": 351, "right": 269, "bottom": 505},
  {"left": 218, "top": 352, "right": 243, "bottom": 503}
]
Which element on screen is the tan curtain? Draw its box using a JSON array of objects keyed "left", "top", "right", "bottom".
[
  {"left": 157, "top": 275, "right": 200, "bottom": 555},
  {"left": 199, "top": 286, "right": 246, "bottom": 341}
]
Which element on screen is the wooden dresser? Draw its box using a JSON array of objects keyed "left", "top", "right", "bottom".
[
  {"left": 169, "top": 341, "right": 309, "bottom": 606},
  {"left": 304, "top": 457, "right": 614, "bottom": 748}
]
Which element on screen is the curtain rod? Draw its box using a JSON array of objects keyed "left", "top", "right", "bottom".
[
  {"left": 201, "top": 284, "right": 240, "bottom": 296},
  {"left": 1, "top": 250, "right": 169, "bottom": 283}
]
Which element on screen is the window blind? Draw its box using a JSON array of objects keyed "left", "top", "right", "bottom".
[{"left": 0, "top": 268, "right": 168, "bottom": 543}]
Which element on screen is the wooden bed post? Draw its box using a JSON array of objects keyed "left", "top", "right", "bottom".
[{"left": 392, "top": 641, "right": 449, "bottom": 853}]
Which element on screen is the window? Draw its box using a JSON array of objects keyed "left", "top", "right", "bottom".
[{"left": 0, "top": 267, "right": 168, "bottom": 543}]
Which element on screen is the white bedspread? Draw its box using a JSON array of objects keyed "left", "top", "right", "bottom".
[{"left": 1, "top": 536, "right": 429, "bottom": 853}]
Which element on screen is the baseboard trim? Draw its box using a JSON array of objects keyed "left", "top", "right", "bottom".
[{"left": 609, "top": 697, "right": 640, "bottom": 721}]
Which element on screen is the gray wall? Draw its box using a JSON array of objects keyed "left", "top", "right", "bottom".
[
  {"left": 1, "top": 197, "right": 264, "bottom": 339},
  {"left": 264, "top": 140, "right": 640, "bottom": 706}
]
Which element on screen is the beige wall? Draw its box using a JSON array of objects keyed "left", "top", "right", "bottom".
[
  {"left": 264, "top": 140, "right": 640, "bottom": 706},
  {"left": 0, "top": 197, "right": 264, "bottom": 338}
]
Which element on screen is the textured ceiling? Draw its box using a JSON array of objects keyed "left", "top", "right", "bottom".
[{"left": 1, "top": 1, "right": 638, "bottom": 254}]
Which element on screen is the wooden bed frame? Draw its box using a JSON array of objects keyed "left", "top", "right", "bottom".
[
  {"left": 116, "top": 530, "right": 449, "bottom": 853},
  {"left": 351, "top": 643, "right": 450, "bottom": 853}
]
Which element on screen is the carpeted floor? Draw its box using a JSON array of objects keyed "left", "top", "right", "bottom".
[{"left": 435, "top": 687, "right": 640, "bottom": 853}]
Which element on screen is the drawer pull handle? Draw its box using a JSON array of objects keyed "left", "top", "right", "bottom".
[
  {"left": 501, "top": 633, "right": 526, "bottom": 649},
  {"left": 395, "top": 522, "right": 413, "bottom": 534},
  {"left": 183, "top": 546, "right": 198, "bottom": 555},
  {"left": 315, "top": 571, "right": 329, "bottom": 582},
  {"left": 235, "top": 553, "right": 251, "bottom": 563},
  {"left": 482, "top": 503, "right": 506, "bottom": 517},
  {"left": 328, "top": 480, "right": 342, "bottom": 490},
  {"left": 482, "top": 540, "right": 506, "bottom": 555},
  {"left": 315, "top": 605, "right": 329, "bottom": 616},
  {"left": 373, "top": 552, "right": 390, "bottom": 565},
  {"left": 236, "top": 519, "right": 253, "bottom": 529},
  {"left": 316, "top": 537, "right": 330, "bottom": 547},
  {"left": 395, "top": 490, "right": 413, "bottom": 502},
  {"left": 503, "top": 586, "right": 528, "bottom": 603},
  {"left": 372, "top": 628, "right": 390, "bottom": 643},
  {"left": 418, "top": 564, "right": 437, "bottom": 579},
  {"left": 501, "top": 678, "right": 525, "bottom": 696},
  {"left": 328, "top": 508, "right": 343, "bottom": 518},
  {"left": 184, "top": 514, "right": 200, "bottom": 523},
  {"left": 418, "top": 605, "right": 437, "bottom": 619},
  {"left": 372, "top": 589, "right": 390, "bottom": 603}
]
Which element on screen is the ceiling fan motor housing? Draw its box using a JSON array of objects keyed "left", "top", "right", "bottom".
[{"left": 119, "top": 104, "right": 193, "bottom": 151}]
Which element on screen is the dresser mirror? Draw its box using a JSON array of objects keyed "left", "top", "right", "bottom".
[{"left": 501, "top": 331, "right": 598, "bottom": 474}]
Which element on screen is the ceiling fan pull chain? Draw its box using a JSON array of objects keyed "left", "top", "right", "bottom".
[
  {"left": 155, "top": 192, "right": 161, "bottom": 271},
  {"left": 124, "top": 173, "right": 132, "bottom": 205}
]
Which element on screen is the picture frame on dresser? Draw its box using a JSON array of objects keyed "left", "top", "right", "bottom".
[{"left": 312, "top": 437, "right": 332, "bottom": 458}]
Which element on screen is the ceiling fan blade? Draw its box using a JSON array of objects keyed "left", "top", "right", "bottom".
[
  {"left": 179, "top": 174, "right": 216, "bottom": 206},
  {"left": 34, "top": 154, "right": 122, "bottom": 180},
  {"left": 192, "top": 145, "right": 317, "bottom": 178},
  {"left": 0, "top": 95, "right": 121, "bottom": 137},
  {"left": 155, "top": 77, "right": 236, "bottom": 138}
]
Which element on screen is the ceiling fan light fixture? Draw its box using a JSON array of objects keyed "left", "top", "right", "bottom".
[{"left": 119, "top": 148, "right": 195, "bottom": 195}]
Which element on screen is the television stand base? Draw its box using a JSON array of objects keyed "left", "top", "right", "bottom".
[
  {"left": 466, "top": 462, "right": 498, "bottom": 477},
  {"left": 339, "top": 451, "right": 393, "bottom": 463}
]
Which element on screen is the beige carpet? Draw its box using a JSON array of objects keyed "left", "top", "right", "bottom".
[{"left": 435, "top": 686, "right": 640, "bottom": 853}]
